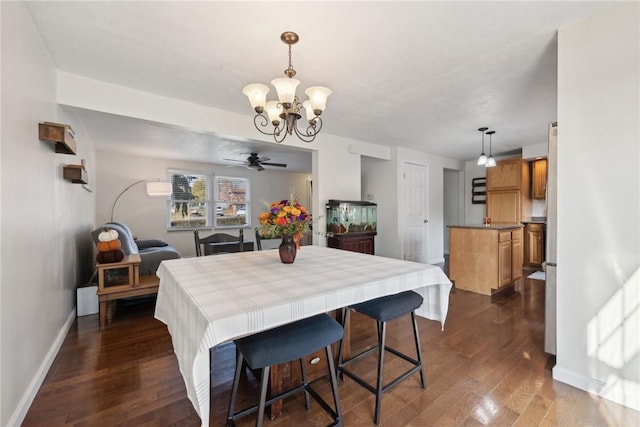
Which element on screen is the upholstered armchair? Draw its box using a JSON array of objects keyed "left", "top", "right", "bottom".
[{"left": 91, "top": 221, "right": 181, "bottom": 275}]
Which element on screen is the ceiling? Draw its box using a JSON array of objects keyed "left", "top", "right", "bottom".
[{"left": 26, "top": 1, "right": 614, "bottom": 172}]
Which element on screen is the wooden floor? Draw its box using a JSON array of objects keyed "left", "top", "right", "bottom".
[{"left": 23, "top": 273, "right": 638, "bottom": 426}]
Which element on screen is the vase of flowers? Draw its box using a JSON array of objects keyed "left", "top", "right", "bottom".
[{"left": 258, "top": 199, "right": 310, "bottom": 264}]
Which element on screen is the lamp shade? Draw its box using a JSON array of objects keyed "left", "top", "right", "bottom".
[
  {"left": 264, "top": 101, "right": 283, "bottom": 124},
  {"left": 302, "top": 100, "right": 317, "bottom": 122},
  {"left": 242, "top": 84, "right": 270, "bottom": 111},
  {"left": 485, "top": 156, "right": 497, "bottom": 168},
  {"left": 304, "top": 86, "right": 332, "bottom": 113},
  {"left": 271, "top": 78, "right": 300, "bottom": 104},
  {"left": 146, "top": 181, "right": 172, "bottom": 196},
  {"left": 477, "top": 154, "right": 487, "bottom": 166}
]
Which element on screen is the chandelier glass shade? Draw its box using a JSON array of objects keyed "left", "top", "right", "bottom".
[{"left": 242, "top": 31, "right": 331, "bottom": 143}]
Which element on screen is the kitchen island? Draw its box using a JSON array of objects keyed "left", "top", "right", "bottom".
[{"left": 448, "top": 224, "right": 524, "bottom": 295}]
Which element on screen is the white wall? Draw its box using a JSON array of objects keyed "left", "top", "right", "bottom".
[
  {"left": 362, "top": 155, "right": 398, "bottom": 258},
  {"left": 556, "top": 1, "right": 639, "bottom": 410},
  {"left": 361, "top": 146, "right": 462, "bottom": 264},
  {"left": 96, "top": 151, "right": 311, "bottom": 257},
  {"left": 443, "top": 169, "right": 463, "bottom": 254},
  {"left": 0, "top": 3, "right": 96, "bottom": 424}
]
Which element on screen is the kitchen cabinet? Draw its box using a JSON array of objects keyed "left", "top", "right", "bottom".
[
  {"left": 487, "top": 190, "right": 522, "bottom": 224},
  {"left": 448, "top": 225, "right": 524, "bottom": 295},
  {"left": 525, "top": 223, "right": 544, "bottom": 266},
  {"left": 486, "top": 158, "right": 530, "bottom": 224},
  {"left": 487, "top": 158, "right": 523, "bottom": 190},
  {"left": 532, "top": 159, "right": 547, "bottom": 199}
]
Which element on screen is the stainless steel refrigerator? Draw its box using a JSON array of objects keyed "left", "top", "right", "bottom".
[{"left": 545, "top": 122, "right": 558, "bottom": 355}]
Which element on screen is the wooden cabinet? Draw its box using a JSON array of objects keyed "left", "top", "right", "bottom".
[
  {"left": 532, "top": 159, "right": 547, "bottom": 199},
  {"left": 487, "top": 158, "right": 523, "bottom": 190},
  {"left": 327, "top": 233, "right": 375, "bottom": 255},
  {"left": 486, "top": 158, "right": 530, "bottom": 224},
  {"left": 511, "top": 228, "right": 523, "bottom": 280},
  {"left": 449, "top": 226, "right": 524, "bottom": 295},
  {"left": 525, "top": 223, "right": 544, "bottom": 266},
  {"left": 487, "top": 190, "right": 522, "bottom": 224}
]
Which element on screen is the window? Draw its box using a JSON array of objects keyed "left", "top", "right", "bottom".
[
  {"left": 168, "top": 171, "right": 211, "bottom": 230},
  {"left": 214, "top": 175, "right": 250, "bottom": 228}
]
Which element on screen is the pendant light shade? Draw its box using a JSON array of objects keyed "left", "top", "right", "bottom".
[
  {"left": 477, "top": 127, "right": 488, "bottom": 166},
  {"left": 485, "top": 130, "right": 497, "bottom": 168}
]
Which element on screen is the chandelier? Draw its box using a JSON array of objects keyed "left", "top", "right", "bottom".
[{"left": 242, "top": 31, "right": 331, "bottom": 143}]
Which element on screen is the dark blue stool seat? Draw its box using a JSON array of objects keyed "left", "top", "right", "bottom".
[
  {"left": 338, "top": 290, "right": 426, "bottom": 425},
  {"left": 227, "top": 314, "right": 344, "bottom": 427}
]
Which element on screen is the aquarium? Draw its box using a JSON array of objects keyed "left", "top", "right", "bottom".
[{"left": 325, "top": 200, "right": 377, "bottom": 236}]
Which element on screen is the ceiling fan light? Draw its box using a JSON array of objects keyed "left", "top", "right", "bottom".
[
  {"left": 477, "top": 153, "right": 487, "bottom": 166},
  {"left": 264, "top": 101, "right": 283, "bottom": 125},
  {"left": 271, "top": 78, "right": 300, "bottom": 105},
  {"left": 304, "top": 86, "right": 331, "bottom": 114},
  {"left": 242, "top": 84, "right": 270, "bottom": 112}
]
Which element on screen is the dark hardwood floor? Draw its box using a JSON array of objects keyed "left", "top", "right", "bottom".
[{"left": 23, "top": 272, "right": 638, "bottom": 426}]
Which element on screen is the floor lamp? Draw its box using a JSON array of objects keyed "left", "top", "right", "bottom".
[{"left": 110, "top": 178, "right": 173, "bottom": 221}]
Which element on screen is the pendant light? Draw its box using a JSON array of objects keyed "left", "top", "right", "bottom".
[
  {"left": 477, "top": 127, "right": 488, "bottom": 166},
  {"left": 485, "top": 130, "right": 497, "bottom": 168}
]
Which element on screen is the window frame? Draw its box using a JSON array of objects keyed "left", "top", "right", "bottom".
[
  {"left": 213, "top": 175, "right": 251, "bottom": 229},
  {"left": 166, "top": 170, "right": 212, "bottom": 231}
]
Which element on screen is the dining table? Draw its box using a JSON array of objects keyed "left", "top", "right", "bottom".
[{"left": 154, "top": 245, "right": 453, "bottom": 427}]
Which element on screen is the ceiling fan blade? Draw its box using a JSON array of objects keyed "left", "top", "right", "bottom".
[
  {"left": 256, "top": 156, "right": 271, "bottom": 162},
  {"left": 260, "top": 162, "right": 287, "bottom": 168},
  {"left": 223, "top": 158, "right": 248, "bottom": 163}
]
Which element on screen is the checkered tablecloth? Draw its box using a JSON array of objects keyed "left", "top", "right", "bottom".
[{"left": 154, "top": 246, "right": 452, "bottom": 426}]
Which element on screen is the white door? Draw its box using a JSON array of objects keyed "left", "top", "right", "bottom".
[{"left": 402, "top": 162, "right": 428, "bottom": 263}]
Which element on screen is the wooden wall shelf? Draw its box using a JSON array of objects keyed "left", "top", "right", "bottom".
[
  {"left": 39, "top": 122, "right": 76, "bottom": 155},
  {"left": 63, "top": 164, "right": 88, "bottom": 184}
]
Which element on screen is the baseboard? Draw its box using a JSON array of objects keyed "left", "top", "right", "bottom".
[
  {"left": 553, "top": 365, "right": 639, "bottom": 412},
  {"left": 7, "top": 308, "right": 76, "bottom": 426}
]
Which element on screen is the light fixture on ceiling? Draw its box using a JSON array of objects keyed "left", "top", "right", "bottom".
[
  {"left": 485, "top": 130, "right": 497, "bottom": 168},
  {"left": 110, "top": 179, "right": 172, "bottom": 221},
  {"left": 477, "top": 127, "right": 488, "bottom": 166},
  {"left": 242, "top": 31, "right": 331, "bottom": 144}
]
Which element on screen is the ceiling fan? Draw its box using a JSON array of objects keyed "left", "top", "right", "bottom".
[{"left": 224, "top": 152, "right": 287, "bottom": 172}]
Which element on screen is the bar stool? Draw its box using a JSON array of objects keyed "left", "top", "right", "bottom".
[
  {"left": 337, "top": 291, "right": 425, "bottom": 424},
  {"left": 227, "top": 314, "right": 344, "bottom": 427}
]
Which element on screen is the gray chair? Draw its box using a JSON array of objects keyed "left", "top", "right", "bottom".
[
  {"left": 227, "top": 314, "right": 344, "bottom": 427},
  {"left": 91, "top": 221, "right": 181, "bottom": 275},
  {"left": 337, "top": 291, "right": 425, "bottom": 425}
]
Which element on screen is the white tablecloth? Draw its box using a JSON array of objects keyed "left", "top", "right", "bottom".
[{"left": 154, "top": 246, "right": 452, "bottom": 426}]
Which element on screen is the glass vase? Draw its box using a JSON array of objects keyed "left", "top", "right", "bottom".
[{"left": 279, "top": 235, "right": 297, "bottom": 264}]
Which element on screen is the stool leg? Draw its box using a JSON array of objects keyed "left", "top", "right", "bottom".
[
  {"left": 299, "top": 358, "right": 311, "bottom": 410},
  {"left": 227, "top": 350, "right": 245, "bottom": 425},
  {"left": 411, "top": 312, "right": 426, "bottom": 389},
  {"left": 256, "top": 366, "right": 270, "bottom": 427},
  {"left": 325, "top": 344, "right": 343, "bottom": 425},
  {"left": 337, "top": 307, "right": 349, "bottom": 381},
  {"left": 374, "top": 320, "right": 386, "bottom": 425}
]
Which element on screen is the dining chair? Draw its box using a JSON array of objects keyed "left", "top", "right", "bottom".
[
  {"left": 254, "top": 229, "right": 265, "bottom": 251},
  {"left": 194, "top": 229, "right": 245, "bottom": 256}
]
